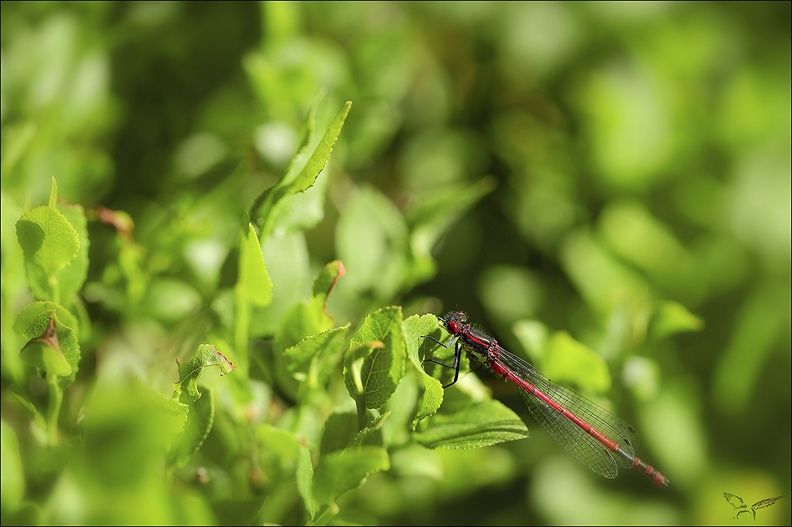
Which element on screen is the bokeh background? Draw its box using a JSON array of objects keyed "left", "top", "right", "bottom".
[{"left": 2, "top": 1, "right": 790, "bottom": 525}]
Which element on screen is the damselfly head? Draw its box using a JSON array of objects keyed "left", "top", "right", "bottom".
[
  {"left": 439, "top": 311, "right": 466, "bottom": 323},
  {"left": 439, "top": 311, "right": 467, "bottom": 334}
]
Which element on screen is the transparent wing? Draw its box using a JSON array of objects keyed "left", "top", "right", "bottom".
[{"left": 495, "top": 347, "right": 638, "bottom": 479}]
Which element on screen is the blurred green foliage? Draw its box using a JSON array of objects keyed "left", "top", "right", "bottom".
[{"left": 1, "top": 1, "right": 790, "bottom": 525}]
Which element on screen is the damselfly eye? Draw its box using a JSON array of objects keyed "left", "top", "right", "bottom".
[{"left": 447, "top": 320, "right": 459, "bottom": 333}]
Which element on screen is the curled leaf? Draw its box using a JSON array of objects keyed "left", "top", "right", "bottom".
[
  {"left": 172, "top": 344, "right": 235, "bottom": 404},
  {"left": 19, "top": 314, "right": 71, "bottom": 377}
]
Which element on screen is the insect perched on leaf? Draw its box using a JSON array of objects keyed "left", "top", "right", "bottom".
[{"left": 423, "top": 311, "right": 669, "bottom": 486}]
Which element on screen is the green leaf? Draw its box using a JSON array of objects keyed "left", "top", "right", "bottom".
[
  {"left": 255, "top": 424, "right": 318, "bottom": 519},
  {"left": 169, "top": 388, "right": 214, "bottom": 468},
  {"left": 599, "top": 200, "right": 699, "bottom": 297},
  {"left": 512, "top": 319, "right": 549, "bottom": 360},
  {"left": 172, "top": 344, "right": 235, "bottom": 404},
  {"left": 344, "top": 306, "right": 406, "bottom": 410},
  {"left": 47, "top": 176, "right": 58, "bottom": 207},
  {"left": 414, "top": 400, "right": 529, "bottom": 449},
  {"left": 406, "top": 176, "right": 497, "bottom": 281},
  {"left": 270, "top": 261, "right": 348, "bottom": 400},
  {"left": 288, "top": 93, "right": 322, "bottom": 171},
  {"left": 310, "top": 260, "right": 346, "bottom": 320},
  {"left": 344, "top": 342, "right": 376, "bottom": 400},
  {"left": 274, "top": 260, "right": 347, "bottom": 354},
  {"left": 541, "top": 331, "right": 612, "bottom": 395},
  {"left": 648, "top": 299, "right": 703, "bottom": 341},
  {"left": 296, "top": 440, "right": 316, "bottom": 520},
  {"left": 237, "top": 223, "right": 272, "bottom": 306},
  {"left": 15, "top": 303, "right": 80, "bottom": 383},
  {"left": 352, "top": 410, "right": 390, "bottom": 447},
  {"left": 282, "top": 325, "right": 350, "bottom": 401},
  {"left": 250, "top": 230, "right": 312, "bottom": 338},
  {"left": 19, "top": 314, "right": 71, "bottom": 377},
  {"left": 257, "top": 423, "right": 302, "bottom": 465},
  {"left": 16, "top": 206, "right": 80, "bottom": 300},
  {"left": 403, "top": 314, "right": 445, "bottom": 423},
  {"left": 89, "top": 205, "right": 146, "bottom": 306},
  {"left": 251, "top": 100, "right": 352, "bottom": 237},
  {"left": 284, "top": 100, "right": 351, "bottom": 194},
  {"left": 1, "top": 420, "right": 25, "bottom": 514},
  {"left": 560, "top": 227, "right": 652, "bottom": 315},
  {"left": 320, "top": 410, "right": 360, "bottom": 455},
  {"left": 270, "top": 171, "right": 329, "bottom": 234},
  {"left": 145, "top": 277, "right": 202, "bottom": 323},
  {"left": 313, "top": 446, "right": 390, "bottom": 505},
  {"left": 14, "top": 301, "right": 79, "bottom": 340},
  {"left": 55, "top": 201, "right": 89, "bottom": 302},
  {"left": 623, "top": 356, "right": 662, "bottom": 401},
  {"left": 81, "top": 379, "right": 188, "bottom": 488},
  {"left": 336, "top": 185, "right": 409, "bottom": 300}
]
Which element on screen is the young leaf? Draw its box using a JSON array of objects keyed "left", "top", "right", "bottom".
[
  {"left": 287, "top": 100, "right": 351, "bottom": 193},
  {"left": 541, "top": 331, "right": 612, "bottom": 395},
  {"left": 310, "top": 260, "right": 345, "bottom": 321},
  {"left": 169, "top": 388, "right": 214, "bottom": 468},
  {"left": 81, "top": 379, "right": 188, "bottom": 487},
  {"left": 237, "top": 223, "right": 273, "bottom": 307},
  {"left": 249, "top": 230, "right": 312, "bottom": 339},
  {"left": 14, "top": 301, "right": 76, "bottom": 339},
  {"left": 286, "top": 93, "right": 321, "bottom": 177},
  {"left": 47, "top": 176, "right": 58, "bottom": 207},
  {"left": 269, "top": 173, "right": 329, "bottom": 234},
  {"left": 319, "top": 407, "right": 387, "bottom": 456},
  {"left": 255, "top": 424, "right": 317, "bottom": 518},
  {"left": 248, "top": 97, "right": 322, "bottom": 223},
  {"left": 172, "top": 344, "right": 235, "bottom": 404},
  {"left": 282, "top": 325, "right": 350, "bottom": 401},
  {"left": 0, "top": 420, "right": 25, "bottom": 515},
  {"left": 19, "top": 314, "right": 71, "bottom": 377},
  {"left": 352, "top": 410, "right": 390, "bottom": 447},
  {"left": 343, "top": 306, "right": 406, "bottom": 410},
  {"left": 284, "top": 101, "right": 352, "bottom": 194},
  {"left": 296, "top": 440, "right": 316, "bottom": 520},
  {"left": 335, "top": 185, "right": 409, "bottom": 301},
  {"left": 54, "top": 201, "right": 89, "bottom": 303},
  {"left": 414, "top": 399, "right": 529, "bottom": 449},
  {"left": 403, "top": 314, "right": 445, "bottom": 423},
  {"left": 274, "top": 260, "right": 347, "bottom": 354},
  {"left": 406, "top": 176, "right": 497, "bottom": 281},
  {"left": 320, "top": 410, "right": 360, "bottom": 455},
  {"left": 648, "top": 299, "right": 703, "bottom": 341},
  {"left": 560, "top": 228, "right": 652, "bottom": 316},
  {"left": 344, "top": 342, "right": 384, "bottom": 406},
  {"left": 251, "top": 101, "right": 352, "bottom": 238},
  {"left": 270, "top": 261, "right": 347, "bottom": 400},
  {"left": 312, "top": 446, "right": 390, "bottom": 506},
  {"left": 14, "top": 303, "right": 81, "bottom": 385},
  {"left": 257, "top": 423, "right": 302, "bottom": 464},
  {"left": 16, "top": 206, "right": 80, "bottom": 301}
]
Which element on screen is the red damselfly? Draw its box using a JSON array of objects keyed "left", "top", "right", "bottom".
[{"left": 422, "top": 311, "right": 669, "bottom": 487}]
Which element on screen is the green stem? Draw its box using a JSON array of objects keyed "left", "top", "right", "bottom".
[
  {"left": 46, "top": 374, "right": 63, "bottom": 446},
  {"left": 312, "top": 503, "right": 339, "bottom": 526},
  {"left": 355, "top": 394, "right": 367, "bottom": 430},
  {"left": 49, "top": 275, "right": 61, "bottom": 306},
  {"left": 234, "top": 291, "right": 250, "bottom": 377}
]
